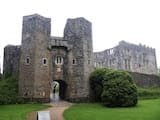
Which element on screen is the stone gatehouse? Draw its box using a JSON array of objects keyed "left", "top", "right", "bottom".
[
  {"left": 3, "top": 14, "right": 94, "bottom": 102},
  {"left": 3, "top": 14, "right": 158, "bottom": 102}
]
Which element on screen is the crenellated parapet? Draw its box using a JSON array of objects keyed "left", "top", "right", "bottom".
[{"left": 119, "top": 40, "right": 155, "bottom": 54}]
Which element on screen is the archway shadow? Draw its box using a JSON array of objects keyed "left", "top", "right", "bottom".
[{"left": 50, "top": 80, "right": 67, "bottom": 102}]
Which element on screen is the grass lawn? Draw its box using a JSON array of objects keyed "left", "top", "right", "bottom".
[
  {"left": 64, "top": 99, "right": 160, "bottom": 120},
  {"left": 0, "top": 104, "right": 49, "bottom": 120}
]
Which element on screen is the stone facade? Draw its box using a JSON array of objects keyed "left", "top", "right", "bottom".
[
  {"left": 94, "top": 41, "right": 157, "bottom": 74},
  {"left": 3, "top": 45, "right": 21, "bottom": 77},
  {"left": 3, "top": 14, "right": 159, "bottom": 103},
  {"left": 3, "top": 14, "right": 94, "bottom": 102}
]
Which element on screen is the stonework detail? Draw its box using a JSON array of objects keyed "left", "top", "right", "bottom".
[{"left": 94, "top": 41, "right": 157, "bottom": 74}]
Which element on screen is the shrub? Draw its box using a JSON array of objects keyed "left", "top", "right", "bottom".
[
  {"left": 89, "top": 68, "right": 112, "bottom": 102},
  {"left": 0, "top": 75, "right": 24, "bottom": 104},
  {"left": 101, "top": 70, "right": 138, "bottom": 107}
]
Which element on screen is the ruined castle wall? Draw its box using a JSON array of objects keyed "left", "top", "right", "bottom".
[
  {"left": 64, "top": 17, "right": 94, "bottom": 102},
  {"left": 3, "top": 45, "right": 21, "bottom": 77},
  {"left": 94, "top": 41, "right": 157, "bottom": 74},
  {"left": 118, "top": 41, "right": 157, "bottom": 74}
]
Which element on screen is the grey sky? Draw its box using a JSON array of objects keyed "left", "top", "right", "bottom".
[{"left": 0, "top": 0, "right": 160, "bottom": 72}]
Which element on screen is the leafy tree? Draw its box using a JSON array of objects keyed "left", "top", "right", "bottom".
[
  {"left": 101, "top": 70, "right": 138, "bottom": 107},
  {"left": 89, "top": 68, "right": 112, "bottom": 102},
  {"left": 0, "top": 75, "right": 24, "bottom": 104}
]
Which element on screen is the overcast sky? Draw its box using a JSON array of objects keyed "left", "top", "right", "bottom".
[{"left": 0, "top": 0, "right": 160, "bottom": 72}]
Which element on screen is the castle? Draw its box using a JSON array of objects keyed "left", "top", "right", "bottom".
[
  {"left": 3, "top": 14, "right": 158, "bottom": 102},
  {"left": 94, "top": 41, "right": 157, "bottom": 74}
]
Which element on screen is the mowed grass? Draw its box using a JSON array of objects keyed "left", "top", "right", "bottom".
[
  {"left": 0, "top": 104, "right": 49, "bottom": 120},
  {"left": 64, "top": 99, "right": 160, "bottom": 120}
]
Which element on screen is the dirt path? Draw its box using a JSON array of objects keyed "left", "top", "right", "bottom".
[
  {"left": 27, "top": 101, "right": 72, "bottom": 120},
  {"left": 46, "top": 101, "right": 73, "bottom": 120}
]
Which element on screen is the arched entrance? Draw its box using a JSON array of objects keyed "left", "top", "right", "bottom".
[{"left": 50, "top": 80, "right": 67, "bottom": 102}]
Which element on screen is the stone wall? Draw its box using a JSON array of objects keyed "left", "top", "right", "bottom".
[
  {"left": 19, "top": 14, "right": 51, "bottom": 101},
  {"left": 129, "top": 72, "right": 160, "bottom": 88},
  {"left": 17, "top": 14, "right": 94, "bottom": 103},
  {"left": 3, "top": 45, "right": 20, "bottom": 77},
  {"left": 94, "top": 41, "right": 157, "bottom": 74},
  {"left": 64, "top": 17, "right": 94, "bottom": 102}
]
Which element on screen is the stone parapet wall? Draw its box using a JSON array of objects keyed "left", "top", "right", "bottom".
[{"left": 129, "top": 72, "right": 160, "bottom": 88}]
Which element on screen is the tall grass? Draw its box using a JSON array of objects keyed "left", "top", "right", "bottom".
[{"left": 138, "top": 87, "right": 160, "bottom": 99}]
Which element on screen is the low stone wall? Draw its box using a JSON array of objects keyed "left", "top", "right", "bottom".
[
  {"left": 23, "top": 98, "right": 50, "bottom": 103},
  {"left": 129, "top": 72, "right": 160, "bottom": 88}
]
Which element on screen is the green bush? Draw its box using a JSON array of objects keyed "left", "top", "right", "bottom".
[
  {"left": 0, "top": 76, "right": 24, "bottom": 104},
  {"left": 89, "top": 68, "right": 112, "bottom": 102},
  {"left": 101, "top": 70, "right": 138, "bottom": 107}
]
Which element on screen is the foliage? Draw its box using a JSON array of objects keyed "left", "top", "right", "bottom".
[
  {"left": 89, "top": 68, "right": 112, "bottom": 102},
  {"left": 0, "top": 75, "right": 24, "bottom": 104},
  {"left": 64, "top": 99, "right": 160, "bottom": 120},
  {"left": 0, "top": 104, "right": 49, "bottom": 120},
  {"left": 138, "top": 87, "right": 160, "bottom": 99},
  {"left": 101, "top": 70, "right": 138, "bottom": 107},
  {"left": 0, "top": 73, "right": 2, "bottom": 80}
]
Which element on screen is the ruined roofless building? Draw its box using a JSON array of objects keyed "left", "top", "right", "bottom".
[
  {"left": 3, "top": 14, "right": 158, "bottom": 102},
  {"left": 94, "top": 40, "right": 157, "bottom": 74}
]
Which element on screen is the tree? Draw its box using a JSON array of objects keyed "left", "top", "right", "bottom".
[
  {"left": 89, "top": 68, "right": 112, "bottom": 102},
  {"left": 101, "top": 70, "right": 138, "bottom": 107}
]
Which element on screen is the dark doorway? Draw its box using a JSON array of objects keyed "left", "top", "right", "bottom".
[{"left": 50, "top": 80, "right": 67, "bottom": 102}]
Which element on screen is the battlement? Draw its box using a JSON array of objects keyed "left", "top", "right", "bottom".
[
  {"left": 119, "top": 40, "right": 155, "bottom": 53},
  {"left": 23, "top": 14, "right": 51, "bottom": 22},
  {"left": 66, "top": 17, "right": 91, "bottom": 25},
  {"left": 95, "top": 40, "right": 156, "bottom": 56},
  {"left": 5, "top": 45, "right": 21, "bottom": 49},
  {"left": 64, "top": 17, "right": 92, "bottom": 40}
]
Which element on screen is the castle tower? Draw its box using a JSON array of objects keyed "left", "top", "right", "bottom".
[
  {"left": 64, "top": 17, "right": 94, "bottom": 102},
  {"left": 3, "top": 45, "right": 20, "bottom": 77},
  {"left": 19, "top": 14, "right": 51, "bottom": 102}
]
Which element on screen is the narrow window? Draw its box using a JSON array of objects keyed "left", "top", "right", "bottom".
[
  {"left": 26, "top": 57, "right": 30, "bottom": 65},
  {"left": 109, "top": 59, "right": 112, "bottom": 65},
  {"left": 43, "top": 59, "right": 47, "bottom": 64},
  {"left": 125, "top": 59, "right": 127, "bottom": 69},
  {"left": 88, "top": 60, "right": 90, "bottom": 64},
  {"left": 73, "top": 59, "right": 75, "bottom": 64},
  {"left": 26, "top": 58, "right": 30, "bottom": 63},
  {"left": 73, "top": 59, "right": 77, "bottom": 65},
  {"left": 42, "top": 58, "right": 48, "bottom": 65},
  {"left": 55, "top": 56, "right": 63, "bottom": 65}
]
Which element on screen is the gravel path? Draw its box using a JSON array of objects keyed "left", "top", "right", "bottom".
[
  {"left": 46, "top": 101, "right": 73, "bottom": 120},
  {"left": 27, "top": 101, "right": 72, "bottom": 120}
]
